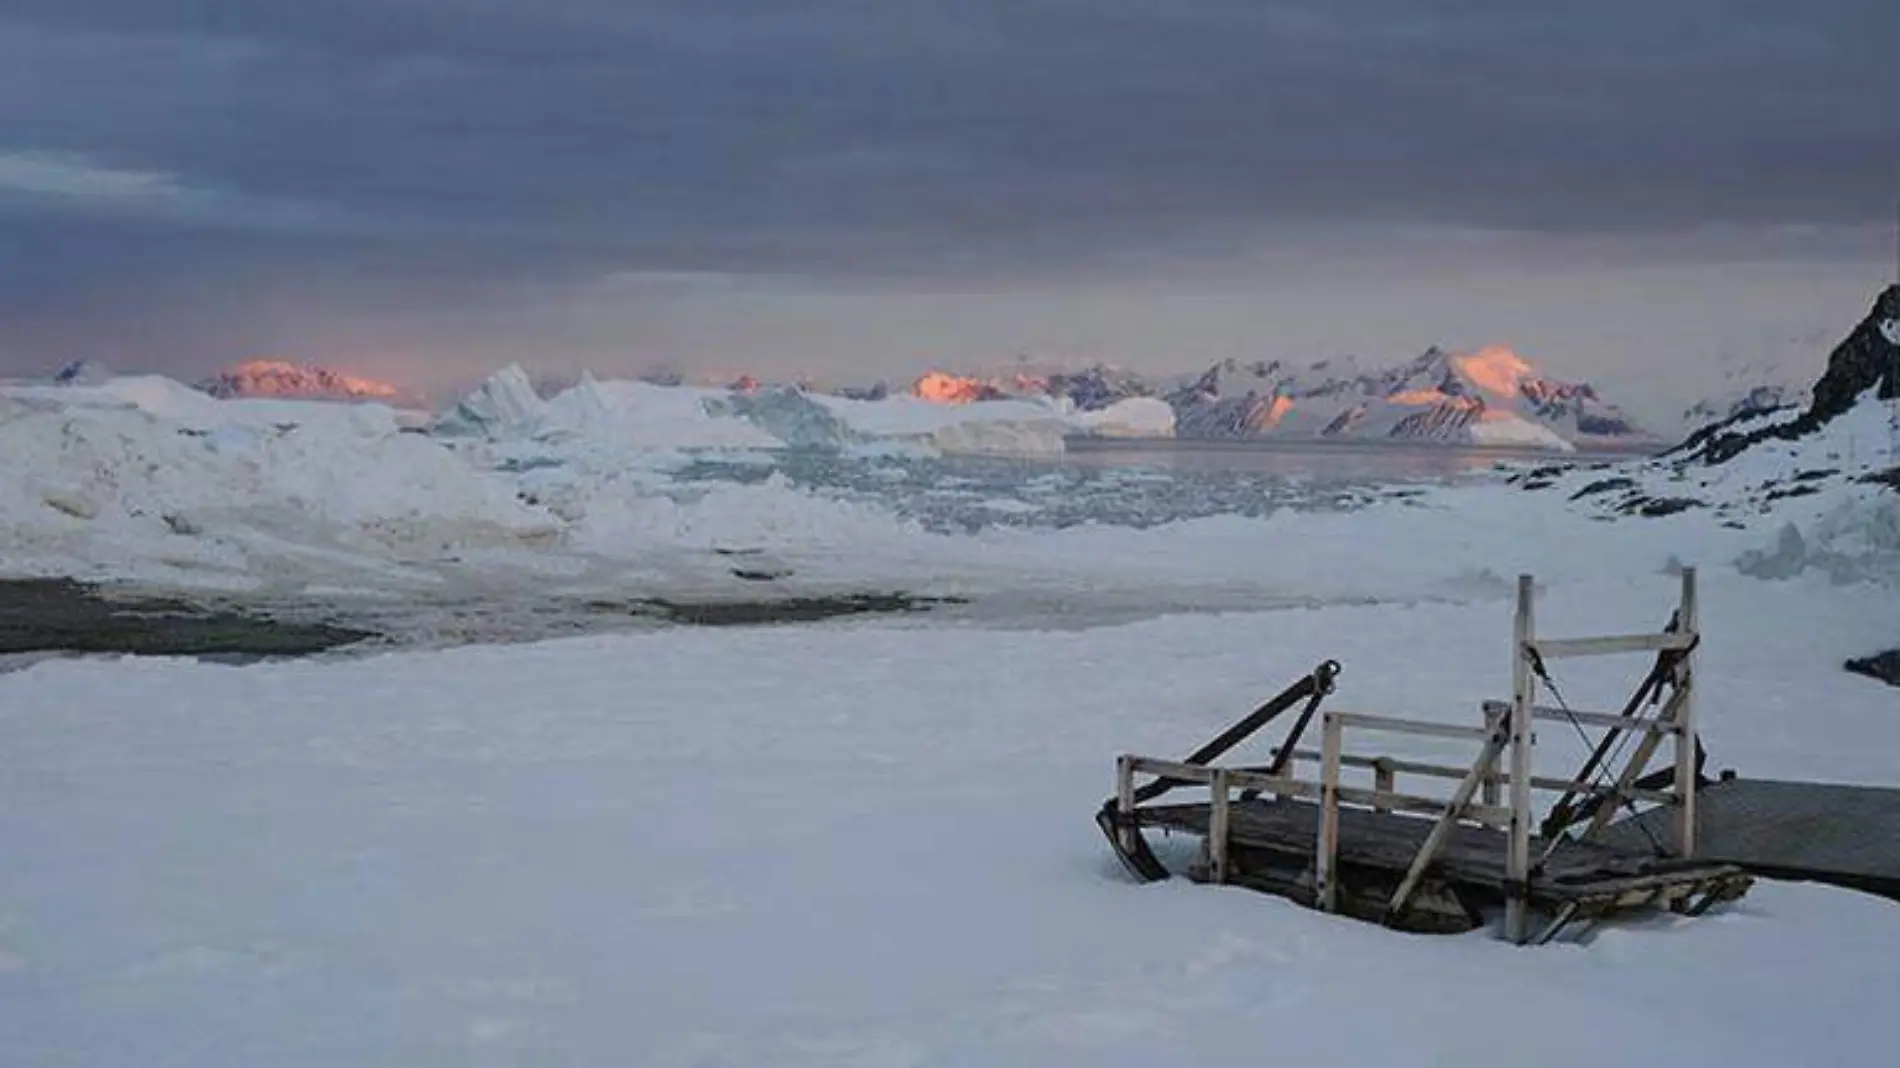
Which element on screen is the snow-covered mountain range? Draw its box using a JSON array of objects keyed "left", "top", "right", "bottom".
[
  {"left": 24, "top": 344, "right": 1679, "bottom": 453},
  {"left": 1159, "top": 346, "right": 1649, "bottom": 451},
  {"left": 196, "top": 359, "right": 413, "bottom": 404}
]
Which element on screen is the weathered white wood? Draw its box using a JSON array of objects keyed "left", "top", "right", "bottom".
[
  {"left": 1533, "top": 902, "right": 1582, "bottom": 946},
  {"left": 1373, "top": 760, "right": 1395, "bottom": 814},
  {"left": 1387, "top": 713, "right": 1511, "bottom": 920},
  {"left": 1328, "top": 712, "right": 1491, "bottom": 741},
  {"left": 1263, "top": 747, "right": 1670, "bottom": 804},
  {"left": 1525, "top": 706, "right": 1681, "bottom": 735},
  {"left": 1317, "top": 712, "right": 1343, "bottom": 912},
  {"left": 1531, "top": 632, "right": 1696, "bottom": 659},
  {"left": 1332, "top": 786, "right": 1512, "bottom": 828},
  {"left": 1674, "top": 567, "right": 1699, "bottom": 858},
  {"left": 1209, "top": 769, "right": 1232, "bottom": 884},
  {"left": 1223, "top": 771, "right": 1321, "bottom": 801},
  {"left": 1507, "top": 574, "right": 1536, "bottom": 944},
  {"left": 1125, "top": 756, "right": 1219, "bottom": 784}
]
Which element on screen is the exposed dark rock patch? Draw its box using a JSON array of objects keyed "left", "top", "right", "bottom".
[
  {"left": 1864, "top": 467, "right": 1900, "bottom": 492},
  {"left": 1571, "top": 476, "right": 1637, "bottom": 500},
  {"left": 1680, "top": 285, "right": 1899, "bottom": 465},
  {"left": 1620, "top": 496, "right": 1703, "bottom": 518},
  {"left": 591, "top": 592, "right": 965, "bottom": 627},
  {"left": 0, "top": 579, "right": 375, "bottom": 658},
  {"left": 1845, "top": 650, "right": 1900, "bottom": 688},
  {"left": 1764, "top": 484, "right": 1822, "bottom": 503}
]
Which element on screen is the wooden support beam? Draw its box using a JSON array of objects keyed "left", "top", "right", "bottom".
[
  {"left": 1481, "top": 703, "right": 1503, "bottom": 808},
  {"left": 1533, "top": 902, "right": 1582, "bottom": 946},
  {"left": 1387, "top": 713, "right": 1511, "bottom": 923},
  {"left": 1259, "top": 749, "right": 1672, "bottom": 804},
  {"left": 1524, "top": 706, "right": 1681, "bottom": 735},
  {"left": 1332, "top": 786, "right": 1512, "bottom": 827},
  {"left": 1531, "top": 632, "right": 1697, "bottom": 659},
  {"left": 1209, "top": 769, "right": 1232, "bottom": 884},
  {"left": 1327, "top": 712, "right": 1492, "bottom": 741},
  {"left": 1116, "top": 754, "right": 1137, "bottom": 856},
  {"left": 1373, "top": 759, "right": 1395, "bottom": 814},
  {"left": 1125, "top": 756, "right": 1219, "bottom": 784},
  {"left": 1674, "top": 568, "right": 1699, "bottom": 858},
  {"left": 1317, "top": 712, "right": 1343, "bottom": 913},
  {"left": 1507, "top": 574, "right": 1536, "bottom": 945}
]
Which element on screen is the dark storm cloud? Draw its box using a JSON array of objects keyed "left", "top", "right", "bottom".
[{"left": 0, "top": 1, "right": 1895, "bottom": 372}]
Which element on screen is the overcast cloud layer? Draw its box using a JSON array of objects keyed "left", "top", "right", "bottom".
[{"left": 1, "top": 1, "right": 1895, "bottom": 408}]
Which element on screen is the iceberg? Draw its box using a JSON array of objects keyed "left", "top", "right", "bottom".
[
  {"left": 1067, "top": 396, "right": 1175, "bottom": 438},
  {"left": 708, "top": 386, "right": 859, "bottom": 450},
  {"left": 433, "top": 364, "right": 547, "bottom": 438},
  {"left": 811, "top": 393, "right": 1069, "bottom": 456}
]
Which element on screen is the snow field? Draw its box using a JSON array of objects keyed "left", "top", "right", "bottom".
[{"left": 1, "top": 575, "right": 1896, "bottom": 1065}]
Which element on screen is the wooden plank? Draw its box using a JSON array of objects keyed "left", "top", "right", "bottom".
[
  {"left": 1317, "top": 713, "right": 1343, "bottom": 912},
  {"left": 1136, "top": 798, "right": 1745, "bottom": 907},
  {"left": 1531, "top": 632, "right": 1697, "bottom": 658},
  {"left": 1373, "top": 760, "right": 1395, "bottom": 814},
  {"left": 1675, "top": 567, "right": 1698, "bottom": 858},
  {"left": 1209, "top": 769, "right": 1232, "bottom": 884},
  {"left": 1334, "top": 786, "right": 1511, "bottom": 828},
  {"left": 1261, "top": 749, "right": 1673, "bottom": 804},
  {"left": 1116, "top": 754, "right": 1137, "bottom": 857},
  {"left": 1481, "top": 704, "right": 1503, "bottom": 808},
  {"left": 1224, "top": 770, "right": 1321, "bottom": 801},
  {"left": 1525, "top": 706, "right": 1680, "bottom": 735},
  {"left": 1329, "top": 712, "right": 1491, "bottom": 741},
  {"left": 1507, "top": 574, "right": 1535, "bottom": 944},
  {"left": 1125, "top": 756, "right": 1219, "bottom": 784}
]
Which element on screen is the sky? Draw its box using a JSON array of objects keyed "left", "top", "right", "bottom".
[{"left": 0, "top": 1, "right": 1896, "bottom": 423}]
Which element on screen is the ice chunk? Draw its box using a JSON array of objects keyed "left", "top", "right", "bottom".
[
  {"left": 434, "top": 364, "right": 546, "bottom": 438},
  {"left": 1067, "top": 396, "right": 1175, "bottom": 438},
  {"left": 709, "top": 386, "right": 858, "bottom": 450}
]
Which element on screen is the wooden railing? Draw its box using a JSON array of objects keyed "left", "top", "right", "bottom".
[{"left": 1111, "top": 568, "right": 1701, "bottom": 945}]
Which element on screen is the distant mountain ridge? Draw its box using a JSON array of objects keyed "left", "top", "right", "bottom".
[
  {"left": 197, "top": 359, "right": 411, "bottom": 404},
  {"left": 1159, "top": 346, "right": 1650, "bottom": 450},
  {"left": 1677, "top": 284, "right": 1900, "bottom": 465}
]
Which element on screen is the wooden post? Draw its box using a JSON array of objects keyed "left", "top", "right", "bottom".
[
  {"left": 1209, "top": 769, "right": 1232, "bottom": 884},
  {"left": 1673, "top": 567, "right": 1698, "bottom": 858},
  {"left": 1506, "top": 574, "right": 1536, "bottom": 944},
  {"left": 1373, "top": 759, "right": 1395, "bottom": 813},
  {"left": 1317, "top": 712, "right": 1343, "bottom": 913},
  {"left": 1116, "top": 754, "right": 1137, "bottom": 857},
  {"left": 1481, "top": 703, "right": 1503, "bottom": 808}
]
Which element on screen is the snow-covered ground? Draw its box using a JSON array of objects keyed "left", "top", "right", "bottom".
[
  {"left": 1, "top": 365, "right": 1898, "bottom": 1063},
  {"left": 1, "top": 573, "right": 1896, "bottom": 1066}
]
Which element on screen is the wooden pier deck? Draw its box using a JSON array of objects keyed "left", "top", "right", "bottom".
[
  {"left": 1136, "top": 797, "right": 1751, "bottom": 932},
  {"left": 1595, "top": 777, "right": 1900, "bottom": 901}
]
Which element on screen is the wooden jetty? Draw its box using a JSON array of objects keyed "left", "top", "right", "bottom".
[{"left": 1100, "top": 569, "right": 1756, "bottom": 944}]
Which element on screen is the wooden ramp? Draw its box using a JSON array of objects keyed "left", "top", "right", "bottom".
[
  {"left": 1595, "top": 777, "right": 1900, "bottom": 901},
  {"left": 1102, "top": 570, "right": 1761, "bottom": 945}
]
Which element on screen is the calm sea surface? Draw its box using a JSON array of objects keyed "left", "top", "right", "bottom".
[{"left": 672, "top": 438, "right": 1644, "bottom": 533}]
